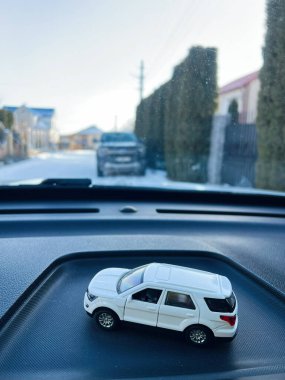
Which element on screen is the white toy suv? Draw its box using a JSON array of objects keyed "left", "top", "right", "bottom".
[{"left": 84, "top": 263, "right": 238, "bottom": 345}]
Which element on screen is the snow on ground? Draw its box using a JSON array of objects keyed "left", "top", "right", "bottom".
[
  {"left": 0, "top": 150, "right": 215, "bottom": 189},
  {"left": 0, "top": 151, "right": 96, "bottom": 184},
  {"left": 0, "top": 150, "right": 282, "bottom": 195},
  {"left": 0, "top": 150, "right": 196, "bottom": 189},
  {"left": 0, "top": 150, "right": 185, "bottom": 188}
]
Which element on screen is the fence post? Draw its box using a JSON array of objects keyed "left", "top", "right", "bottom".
[{"left": 208, "top": 115, "right": 229, "bottom": 184}]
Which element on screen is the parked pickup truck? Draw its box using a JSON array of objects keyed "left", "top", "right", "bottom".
[{"left": 96, "top": 132, "right": 146, "bottom": 176}]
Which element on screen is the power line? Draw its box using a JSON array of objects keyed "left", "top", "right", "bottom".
[
  {"left": 145, "top": 1, "right": 202, "bottom": 93},
  {"left": 114, "top": 115, "right": 118, "bottom": 131}
]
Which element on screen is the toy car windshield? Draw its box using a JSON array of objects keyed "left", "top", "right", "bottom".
[{"left": 117, "top": 265, "right": 147, "bottom": 293}]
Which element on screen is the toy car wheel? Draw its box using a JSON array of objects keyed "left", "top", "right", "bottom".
[
  {"left": 95, "top": 309, "right": 119, "bottom": 330},
  {"left": 184, "top": 325, "right": 213, "bottom": 346}
]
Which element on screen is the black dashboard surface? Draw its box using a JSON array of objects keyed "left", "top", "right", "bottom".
[
  {"left": 0, "top": 188, "right": 284, "bottom": 379},
  {"left": 1, "top": 253, "right": 285, "bottom": 380}
]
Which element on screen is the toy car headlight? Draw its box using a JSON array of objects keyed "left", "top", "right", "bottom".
[{"left": 87, "top": 289, "right": 97, "bottom": 302}]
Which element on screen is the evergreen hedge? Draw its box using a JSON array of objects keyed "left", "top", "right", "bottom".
[
  {"left": 256, "top": 0, "right": 285, "bottom": 191},
  {"left": 135, "top": 46, "right": 217, "bottom": 182}
]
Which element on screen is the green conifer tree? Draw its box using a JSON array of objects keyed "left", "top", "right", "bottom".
[
  {"left": 172, "top": 46, "right": 217, "bottom": 182},
  {"left": 256, "top": 0, "right": 285, "bottom": 190}
]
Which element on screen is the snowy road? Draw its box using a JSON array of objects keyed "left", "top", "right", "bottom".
[
  {"left": 0, "top": 150, "right": 176, "bottom": 188},
  {"left": 0, "top": 151, "right": 96, "bottom": 184},
  {"left": 0, "top": 150, "right": 271, "bottom": 194}
]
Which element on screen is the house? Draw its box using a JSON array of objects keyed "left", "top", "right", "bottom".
[
  {"left": 3, "top": 105, "right": 58, "bottom": 155},
  {"left": 60, "top": 126, "right": 102, "bottom": 150},
  {"left": 209, "top": 71, "right": 260, "bottom": 186},
  {"left": 217, "top": 71, "right": 260, "bottom": 124}
]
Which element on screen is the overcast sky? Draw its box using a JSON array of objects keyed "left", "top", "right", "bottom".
[{"left": 0, "top": 0, "right": 266, "bottom": 134}]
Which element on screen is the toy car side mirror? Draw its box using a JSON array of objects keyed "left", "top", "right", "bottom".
[{"left": 127, "top": 294, "right": 132, "bottom": 302}]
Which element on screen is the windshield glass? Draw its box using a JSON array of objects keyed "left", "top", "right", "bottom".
[
  {"left": 1, "top": 0, "right": 284, "bottom": 195},
  {"left": 118, "top": 266, "right": 146, "bottom": 293},
  {"left": 101, "top": 133, "right": 137, "bottom": 143}
]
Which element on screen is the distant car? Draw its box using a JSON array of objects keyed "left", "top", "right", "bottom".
[
  {"left": 96, "top": 132, "right": 146, "bottom": 176},
  {"left": 84, "top": 263, "right": 238, "bottom": 345}
]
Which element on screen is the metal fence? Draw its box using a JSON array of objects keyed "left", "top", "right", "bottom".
[
  {"left": 208, "top": 116, "right": 257, "bottom": 187},
  {"left": 221, "top": 123, "right": 257, "bottom": 187}
]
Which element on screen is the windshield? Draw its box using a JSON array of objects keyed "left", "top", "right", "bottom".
[
  {"left": 101, "top": 133, "right": 137, "bottom": 143},
  {"left": 117, "top": 266, "right": 146, "bottom": 293},
  {"left": 1, "top": 1, "right": 284, "bottom": 195}
]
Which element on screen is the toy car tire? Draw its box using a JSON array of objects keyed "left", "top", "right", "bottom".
[
  {"left": 95, "top": 309, "right": 120, "bottom": 330},
  {"left": 184, "top": 325, "right": 213, "bottom": 346}
]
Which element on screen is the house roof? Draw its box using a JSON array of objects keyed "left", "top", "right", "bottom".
[
  {"left": 3, "top": 106, "right": 55, "bottom": 118},
  {"left": 219, "top": 71, "right": 259, "bottom": 95},
  {"left": 76, "top": 126, "right": 101, "bottom": 135}
]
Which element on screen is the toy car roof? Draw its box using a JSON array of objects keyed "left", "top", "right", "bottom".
[{"left": 143, "top": 263, "right": 232, "bottom": 296}]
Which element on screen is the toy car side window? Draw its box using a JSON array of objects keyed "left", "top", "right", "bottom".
[
  {"left": 165, "top": 291, "right": 196, "bottom": 310},
  {"left": 204, "top": 293, "right": 236, "bottom": 312},
  {"left": 132, "top": 288, "right": 163, "bottom": 304}
]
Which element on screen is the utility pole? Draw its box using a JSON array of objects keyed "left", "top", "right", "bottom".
[
  {"left": 139, "top": 60, "right": 144, "bottom": 103},
  {"left": 114, "top": 115, "right": 118, "bottom": 132}
]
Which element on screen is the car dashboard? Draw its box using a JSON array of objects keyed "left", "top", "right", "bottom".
[{"left": 0, "top": 186, "right": 285, "bottom": 379}]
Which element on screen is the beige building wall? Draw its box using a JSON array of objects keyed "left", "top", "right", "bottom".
[
  {"left": 217, "top": 88, "right": 244, "bottom": 116},
  {"left": 217, "top": 78, "right": 260, "bottom": 124},
  {"left": 246, "top": 78, "right": 260, "bottom": 123}
]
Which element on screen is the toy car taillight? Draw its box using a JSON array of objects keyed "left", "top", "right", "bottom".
[{"left": 220, "top": 315, "right": 236, "bottom": 326}]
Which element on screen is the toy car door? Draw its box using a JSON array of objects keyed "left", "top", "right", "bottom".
[
  {"left": 157, "top": 291, "right": 199, "bottom": 331},
  {"left": 123, "top": 287, "right": 163, "bottom": 326}
]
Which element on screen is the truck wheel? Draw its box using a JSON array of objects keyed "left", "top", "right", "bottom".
[
  {"left": 95, "top": 309, "right": 120, "bottom": 330},
  {"left": 184, "top": 325, "right": 213, "bottom": 346}
]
